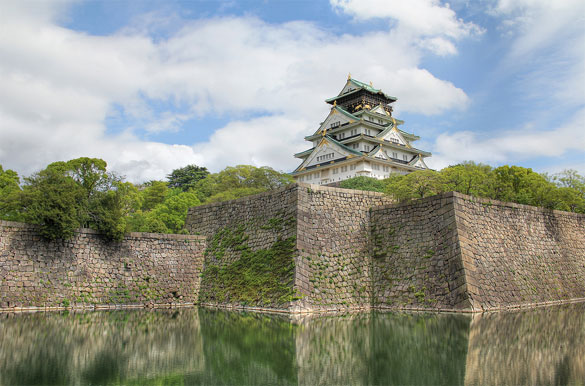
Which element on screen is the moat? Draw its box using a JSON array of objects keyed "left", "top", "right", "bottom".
[{"left": 0, "top": 304, "right": 583, "bottom": 385}]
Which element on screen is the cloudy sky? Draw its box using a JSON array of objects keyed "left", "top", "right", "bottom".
[{"left": 0, "top": 0, "right": 583, "bottom": 183}]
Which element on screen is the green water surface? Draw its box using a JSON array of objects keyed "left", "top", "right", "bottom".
[{"left": 0, "top": 304, "right": 583, "bottom": 385}]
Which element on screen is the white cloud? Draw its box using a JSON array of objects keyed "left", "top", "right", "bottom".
[
  {"left": 429, "top": 108, "right": 585, "bottom": 170},
  {"left": 492, "top": 0, "right": 585, "bottom": 105},
  {"left": 0, "top": 2, "right": 472, "bottom": 182},
  {"left": 330, "top": 0, "right": 483, "bottom": 55}
]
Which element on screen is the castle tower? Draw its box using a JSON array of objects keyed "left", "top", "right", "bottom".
[{"left": 292, "top": 75, "right": 431, "bottom": 185}]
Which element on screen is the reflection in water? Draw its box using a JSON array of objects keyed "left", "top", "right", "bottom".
[
  {"left": 0, "top": 304, "right": 583, "bottom": 385},
  {"left": 465, "top": 304, "right": 585, "bottom": 386}
]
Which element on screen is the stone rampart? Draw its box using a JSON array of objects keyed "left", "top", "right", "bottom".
[
  {"left": 185, "top": 185, "right": 299, "bottom": 310},
  {"left": 370, "top": 193, "right": 470, "bottom": 310},
  {"left": 186, "top": 184, "right": 584, "bottom": 313},
  {"left": 453, "top": 192, "right": 585, "bottom": 311},
  {"left": 2, "top": 184, "right": 584, "bottom": 313},
  {"left": 294, "top": 184, "right": 393, "bottom": 311},
  {"left": 0, "top": 221, "right": 205, "bottom": 310}
]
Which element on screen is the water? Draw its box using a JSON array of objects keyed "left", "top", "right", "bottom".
[{"left": 0, "top": 304, "right": 583, "bottom": 385}]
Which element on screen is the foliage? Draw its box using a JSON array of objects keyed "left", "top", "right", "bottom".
[
  {"left": 343, "top": 163, "right": 584, "bottom": 213},
  {"left": 440, "top": 161, "right": 494, "bottom": 197},
  {"left": 139, "top": 180, "right": 168, "bottom": 211},
  {"left": 11, "top": 158, "right": 136, "bottom": 240},
  {"left": 20, "top": 167, "right": 87, "bottom": 240},
  {"left": 201, "top": 223, "right": 296, "bottom": 306},
  {"left": 192, "top": 165, "right": 294, "bottom": 202},
  {"left": 385, "top": 170, "right": 445, "bottom": 201},
  {"left": 340, "top": 176, "right": 386, "bottom": 192},
  {"left": 167, "top": 164, "right": 209, "bottom": 191},
  {"left": 129, "top": 191, "right": 201, "bottom": 234},
  {"left": 0, "top": 165, "right": 24, "bottom": 221}
]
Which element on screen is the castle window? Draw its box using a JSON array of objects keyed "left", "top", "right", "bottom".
[
  {"left": 390, "top": 138, "right": 399, "bottom": 144},
  {"left": 392, "top": 152, "right": 397, "bottom": 159},
  {"left": 333, "top": 168, "right": 339, "bottom": 174},
  {"left": 372, "top": 164, "right": 380, "bottom": 170},
  {"left": 350, "top": 164, "right": 356, "bottom": 171},
  {"left": 330, "top": 121, "right": 340, "bottom": 128},
  {"left": 403, "top": 155, "right": 408, "bottom": 161},
  {"left": 365, "top": 129, "right": 371, "bottom": 136}
]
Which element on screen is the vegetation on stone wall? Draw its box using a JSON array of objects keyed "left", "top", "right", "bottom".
[
  {"left": 200, "top": 221, "right": 297, "bottom": 307},
  {"left": 341, "top": 162, "right": 585, "bottom": 213},
  {"left": 0, "top": 160, "right": 292, "bottom": 240}
]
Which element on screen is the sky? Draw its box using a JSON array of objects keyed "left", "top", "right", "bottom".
[{"left": 0, "top": 0, "right": 583, "bottom": 183}]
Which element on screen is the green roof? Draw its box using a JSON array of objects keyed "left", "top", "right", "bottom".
[
  {"left": 334, "top": 105, "right": 359, "bottom": 120},
  {"left": 325, "top": 135, "right": 363, "bottom": 156},
  {"left": 326, "top": 78, "right": 397, "bottom": 103}
]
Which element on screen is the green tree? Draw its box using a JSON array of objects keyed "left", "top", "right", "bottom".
[
  {"left": 17, "top": 158, "right": 136, "bottom": 240},
  {"left": 167, "top": 164, "right": 209, "bottom": 191},
  {"left": 140, "top": 181, "right": 168, "bottom": 211},
  {"left": 191, "top": 165, "right": 293, "bottom": 203},
  {"left": 214, "top": 165, "right": 293, "bottom": 191},
  {"left": 440, "top": 162, "right": 495, "bottom": 197},
  {"left": 0, "top": 165, "right": 24, "bottom": 221},
  {"left": 145, "top": 191, "right": 201, "bottom": 233},
  {"left": 20, "top": 168, "right": 86, "bottom": 240},
  {"left": 386, "top": 170, "right": 445, "bottom": 201},
  {"left": 340, "top": 176, "right": 387, "bottom": 192}
]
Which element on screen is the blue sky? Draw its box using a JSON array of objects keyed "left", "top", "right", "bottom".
[{"left": 0, "top": 0, "right": 583, "bottom": 182}]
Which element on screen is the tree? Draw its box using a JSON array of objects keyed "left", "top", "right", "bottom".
[
  {"left": 440, "top": 162, "right": 495, "bottom": 197},
  {"left": 167, "top": 164, "right": 209, "bottom": 191},
  {"left": 386, "top": 170, "right": 445, "bottom": 201},
  {"left": 20, "top": 168, "right": 86, "bottom": 240},
  {"left": 0, "top": 165, "right": 24, "bottom": 221},
  {"left": 145, "top": 191, "right": 201, "bottom": 233},
  {"left": 140, "top": 181, "right": 168, "bottom": 211},
  {"left": 190, "top": 165, "right": 294, "bottom": 203},
  {"left": 18, "top": 158, "right": 135, "bottom": 240},
  {"left": 129, "top": 191, "right": 201, "bottom": 234},
  {"left": 340, "top": 176, "right": 387, "bottom": 192},
  {"left": 213, "top": 165, "right": 293, "bottom": 192}
]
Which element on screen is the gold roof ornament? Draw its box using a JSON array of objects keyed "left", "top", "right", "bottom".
[
  {"left": 322, "top": 127, "right": 327, "bottom": 137},
  {"left": 369, "top": 81, "right": 373, "bottom": 86},
  {"left": 333, "top": 100, "right": 337, "bottom": 106},
  {"left": 364, "top": 104, "right": 371, "bottom": 110},
  {"left": 347, "top": 72, "right": 352, "bottom": 80}
]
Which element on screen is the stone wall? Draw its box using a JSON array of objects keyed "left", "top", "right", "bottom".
[
  {"left": 370, "top": 193, "right": 470, "bottom": 310},
  {"left": 185, "top": 184, "right": 584, "bottom": 313},
  {"left": 185, "top": 185, "right": 299, "bottom": 310},
  {"left": 294, "top": 184, "right": 393, "bottom": 312},
  {"left": 0, "top": 221, "right": 205, "bottom": 310},
  {"left": 3, "top": 183, "right": 584, "bottom": 313},
  {"left": 453, "top": 193, "right": 585, "bottom": 311}
]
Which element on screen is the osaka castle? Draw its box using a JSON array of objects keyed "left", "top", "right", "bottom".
[{"left": 292, "top": 75, "right": 430, "bottom": 185}]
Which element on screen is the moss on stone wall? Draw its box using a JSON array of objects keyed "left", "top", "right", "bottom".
[{"left": 200, "top": 221, "right": 297, "bottom": 308}]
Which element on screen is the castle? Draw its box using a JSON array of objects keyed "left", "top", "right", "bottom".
[{"left": 292, "top": 75, "right": 430, "bottom": 184}]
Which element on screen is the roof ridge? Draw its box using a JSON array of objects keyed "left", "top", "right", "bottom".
[{"left": 325, "top": 134, "right": 363, "bottom": 156}]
